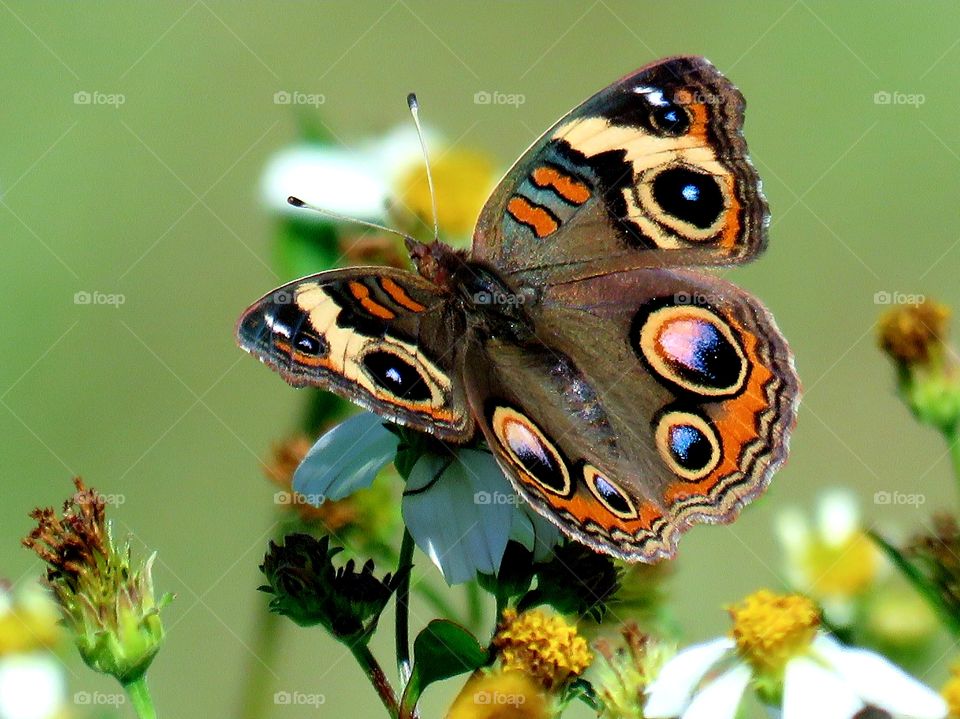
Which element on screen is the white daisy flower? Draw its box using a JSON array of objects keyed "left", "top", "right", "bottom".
[
  {"left": 0, "top": 653, "right": 66, "bottom": 719},
  {"left": 260, "top": 125, "right": 441, "bottom": 221},
  {"left": 776, "top": 489, "right": 883, "bottom": 626},
  {"left": 644, "top": 590, "right": 946, "bottom": 719},
  {"left": 293, "top": 412, "right": 562, "bottom": 584}
]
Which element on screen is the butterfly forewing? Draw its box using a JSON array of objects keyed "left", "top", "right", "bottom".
[
  {"left": 236, "top": 267, "right": 473, "bottom": 442},
  {"left": 472, "top": 56, "right": 768, "bottom": 285}
]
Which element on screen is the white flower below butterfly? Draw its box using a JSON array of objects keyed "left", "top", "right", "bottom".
[
  {"left": 644, "top": 589, "right": 946, "bottom": 719},
  {"left": 293, "top": 412, "right": 562, "bottom": 585}
]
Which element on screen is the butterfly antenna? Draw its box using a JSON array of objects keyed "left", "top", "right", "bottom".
[
  {"left": 286, "top": 196, "right": 418, "bottom": 246},
  {"left": 407, "top": 92, "right": 440, "bottom": 242}
]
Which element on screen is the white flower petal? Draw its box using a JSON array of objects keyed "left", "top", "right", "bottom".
[
  {"left": 775, "top": 507, "right": 811, "bottom": 557},
  {"left": 818, "top": 489, "right": 859, "bottom": 547},
  {"left": 816, "top": 638, "right": 947, "bottom": 718},
  {"left": 372, "top": 124, "right": 443, "bottom": 185},
  {"left": 783, "top": 655, "right": 864, "bottom": 719},
  {"left": 0, "top": 654, "right": 65, "bottom": 719},
  {"left": 644, "top": 637, "right": 735, "bottom": 718},
  {"left": 402, "top": 449, "right": 513, "bottom": 584},
  {"left": 261, "top": 144, "right": 388, "bottom": 219},
  {"left": 293, "top": 412, "right": 399, "bottom": 502},
  {"left": 682, "top": 661, "right": 751, "bottom": 719}
]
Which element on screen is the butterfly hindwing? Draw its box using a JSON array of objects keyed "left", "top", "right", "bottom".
[
  {"left": 236, "top": 268, "right": 473, "bottom": 441},
  {"left": 472, "top": 56, "right": 768, "bottom": 285},
  {"left": 463, "top": 268, "right": 798, "bottom": 561}
]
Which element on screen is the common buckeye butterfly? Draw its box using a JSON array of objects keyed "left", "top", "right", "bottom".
[{"left": 237, "top": 56, "right": 800, "bottom": 562}]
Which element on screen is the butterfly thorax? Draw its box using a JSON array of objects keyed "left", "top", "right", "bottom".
[{"left": 409, "top": 239, "right": 536, "bottom": 342}]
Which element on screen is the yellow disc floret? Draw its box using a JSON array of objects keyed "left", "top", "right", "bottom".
[
  {"left": 493, "top": 608, "right": 593, "bottom": 691},
  {"left": 395, "top": 148, "right": 496, "bottom": 240},
  {"left": 729, "top": 590, "right": 820, "bottom": 676}
]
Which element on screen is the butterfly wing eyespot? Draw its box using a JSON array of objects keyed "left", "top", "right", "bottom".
[
  {"left": 235, "top": 268, "right": 475, "bottom": 442},
  {"left": 470, "top": 55, "right": 768, "bottom": 284},
  {"left": 463, "top": 267, "right": 799, "bottom": 562}
]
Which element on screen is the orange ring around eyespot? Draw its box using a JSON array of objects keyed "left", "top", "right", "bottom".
[{"left": 582, "top": 463, "right": 638, "bottom": 520}]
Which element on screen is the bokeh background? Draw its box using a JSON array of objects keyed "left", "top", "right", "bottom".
[{"left": 3, "top": 1, "right": 960, "bottom": 716}]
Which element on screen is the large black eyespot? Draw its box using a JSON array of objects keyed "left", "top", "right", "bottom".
[
  {"left": 652, "top": 167, "right": 724, "bottom": 229},
  {"left": 668, "top": 424, "right": 714, "bottom": 471},
  {"left": 293, "top": 331, "right": 327, "bottom": 357},
  {"left": 361, "top": 350, "right": 431, "bottom": 402},
  {"left": 650, "top": 102, "right": 690, "bottom": 136}
]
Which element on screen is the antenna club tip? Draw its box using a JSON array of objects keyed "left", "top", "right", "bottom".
[
  {"left": 406, "top": 92, "right": 418, "bottom": 110},
  {"left": 287, "top": 196, "right": 306, "bottom": 207}
]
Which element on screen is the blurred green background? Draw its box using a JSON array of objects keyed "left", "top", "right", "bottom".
[{"left": 3, "top": 1, "right": 960, "bottom": 716}]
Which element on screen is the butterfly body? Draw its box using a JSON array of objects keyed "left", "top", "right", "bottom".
[{"left": 238, "top": 56, "right": 800, "bottom": 561}]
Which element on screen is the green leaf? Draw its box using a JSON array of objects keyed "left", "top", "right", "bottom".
[{"left": 410, "top": 620, "right": 488, "bottom": 690}]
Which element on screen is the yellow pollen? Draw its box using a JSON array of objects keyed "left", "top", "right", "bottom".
[
  {"left": 493, "top": 608, "right": 593, "bottom": 691},
  {"left": 729, "top": 590, "right": 820, "bottom": 675},
  {"left": 943, "top": 661, "right": 960, "bottom": 718}
]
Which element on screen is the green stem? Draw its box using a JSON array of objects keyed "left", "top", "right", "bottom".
[
  {"left": 351, "top": 643, "right": 399, "bottom": 718},
  {"left": 236, "top": 608, "right": 283, "bottom": 719},
  {"left": 396, "top": 530, "right": 416, "bottom": 685},
  {"left": 465, "top": 581, "right": 483, "bottom": 633},
  {"left": 124, "top": 677, "right": 157, "bottom": 719},
  {"left": 947, "top": 428, "right": 960, "bottom": 496}
]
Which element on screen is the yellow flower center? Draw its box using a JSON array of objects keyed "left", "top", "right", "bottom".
[
  {"left": 729, "top": 590, "right": 819, "bottom": 675},
  {"left": 801, "top": 531, "right": 879, "bottom": 597},
  {"left": 446, "top": 670, "right": 549, "bottom": 719},
  {"left": 493, "top": 608, "right": 593, "bottom": 691},
  {"left": 943, "top": 662, "right": 960, "bottom": 718},
  {"left": 395, "top": 148, "right": 496, "bottom": 240}
]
